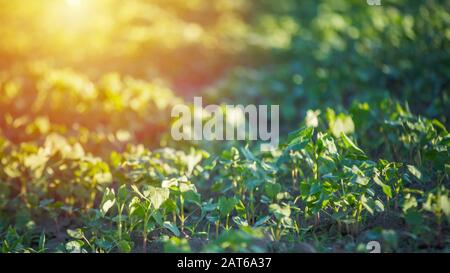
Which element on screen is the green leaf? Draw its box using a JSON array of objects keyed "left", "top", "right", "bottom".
[
  {"left": 438, "top": 193, "right": 450, "bottom": 218},
  {"left": 133, "top": 185, "right": 170, "bottom": 210},
  {"left": 38, "top": 199, "right": 54, "bottom": 208},
  {"left": 269, "top": 204, "right": 291, "bottom": 220},
  {"left": 341, "top": 133, "right": 366, "bottom": 158},
  {"left": 118, "top": 240, "right": 132, "bottom": 253},
  {"left": 407, "top": 165, "right": 423, "bottom": 182},
  {"left": 361, "top": 195, "right": 374, "bottom": 215},
  {"left": 374, "top": 176, "right": 392, "bottom": 198},
  {"left": 253, "top": 215, "right": 271, "bottom": 227},
  {"left": 38, "top": 231, "right": 46, "bottom": 251},
  {"left": 152, "top": 210, "right": 164, "bottom": 226},
  {"left": 264, "top": 182, "right": 281, "bottom": 200},
  {"left": 148, "top": 186, "right": 170, "bottom": 209},
  {"left": 164, "top": 237, "right": 191, "bottom": 253},
  {"left": 232, "top": 216, "right": 248, "bottom": 227},
  {"left": 218, "top": 197, "right": 237, "bottom": 217},
  {"left": 163, "top": 221, "right": 181, "bottom": 237},
  {"left": 131, "top": 184, "right": 145, "bottom": 199},
  {"left": 331, "top": 115, "right": 355, "bottom": 138},
  {"left": 67, "top": 228, "right": 84, "bottom": 240},
  {"left": 129, "top": 197, "right": 145, "bottom": 217},
  {"left": 101, "top": 199, "right": 115, "bottom": 216},
  {"left": 118, "top": 184, "right": 128, "bottom": 203},
  {"left": 287, "top": 127, "right": 314, "bottom": 142},
  {"left": 309, "top": 182, "right": 322, "bottom": 195},
  {"left": 240, "top": 146, "right": 256, "bottom": 161},
  {"left": 375, "top": 200, "right": 385, "bottom": 212},
  {"left": 101, "top": 188, "right": 116, "bottom": 215},
  {"left": 202, "top": 202, "right": 218, "bottom": 213},
  {"left": 65, "top": 240, "right": 84, "bottom": 253},
  {"left": 402, "top": 195, "right": 418, "bottom": 212},
  {"left": 184, "top": 190, "right": 201, "bottom": 205}
]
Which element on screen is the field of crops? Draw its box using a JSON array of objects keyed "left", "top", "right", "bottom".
[{"left": 0, "top": 0, "right": 448, "bottom": 253}]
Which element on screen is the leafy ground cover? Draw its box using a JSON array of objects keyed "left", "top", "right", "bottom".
[{"left": 0, "top": 0, "right": 448, "bottom": 252}]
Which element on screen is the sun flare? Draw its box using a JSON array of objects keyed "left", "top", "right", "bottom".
[{"left": 66, "top": 0, "right": 82, "bottom": 7}]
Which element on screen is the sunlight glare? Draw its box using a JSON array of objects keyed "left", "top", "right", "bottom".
[{"left": 66, "top": 0, "right": 82, "bottom": 7}]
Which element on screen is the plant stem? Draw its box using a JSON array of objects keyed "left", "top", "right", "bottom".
[
  {"left": 215, "top": 221, "right": 219, "bottom": 238},
  {"left": 180, "top": 195, "right": 185, "bottom": 232},
  {"left": 249, "top": 189, "right": 254, "bottom": 225},
  {"left": 117, "top": 204, "right": 123, "bottom": 240}
]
